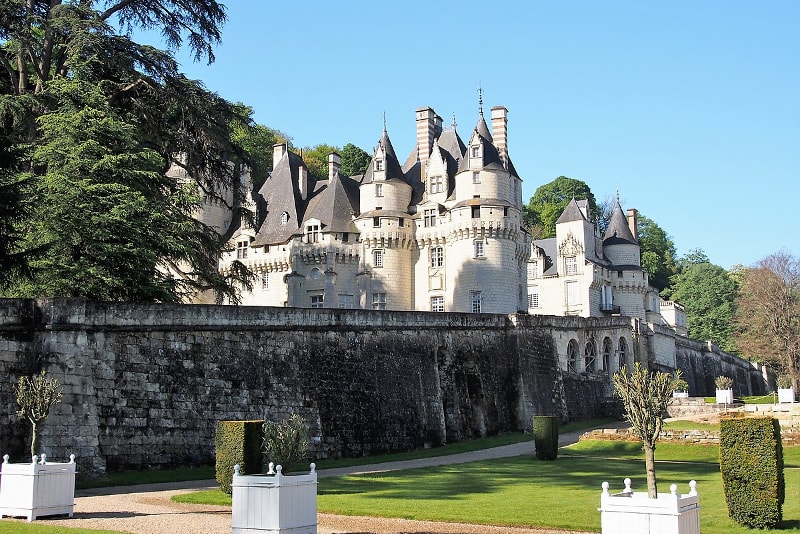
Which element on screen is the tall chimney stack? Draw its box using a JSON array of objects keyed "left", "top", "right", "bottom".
[
  {"left": 491, "top": 106, "right": 508, "bottom": 169},
  {"left": 273, "top": 143, "right": 287, "bottom": 171},
  {"left": 298, "top": 165, "right": 308, "bottom": 200},
  {"left": 415, "top": 107, "right": 442, "bottom": 167},
  {"left": 328, "top": 152, "right": 341, "bottom": 180},
  {"left": 627, "top": 208, "right": 638, "bottom": 241}
]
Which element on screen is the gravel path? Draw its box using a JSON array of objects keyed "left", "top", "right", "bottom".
[{"left": 8, "top": 427, "right": 619, "bottom": 533}]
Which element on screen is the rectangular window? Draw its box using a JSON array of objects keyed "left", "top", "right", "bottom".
[
  {"left": 528, "top": 286, "right": 540, "bottom": 308},
  {"left": 305, "top": 225, "right": 319, "bottom": 243},
  {"left": 338, "top": 294, "right": 354, "bottom": 309},
  {"left": 566, "top": 256, "right": 577, "bottom": 275},
  {"left": 398, "top": 218, "right": 405, "bottom": 227},
  {"left": 375, "top": 159, "right": 383, "bottom": 171},
  {"left": 430, "top": 296, "right": 444, "bottom": 312},
  {"left": 373, "top": 249, "right": 384, "bottom": 268},
  {"left": 503, "top": 207, "right": 509, "bottom": 216},
  {"left": 472, "top": 172, "right": 480, "bottom": 184},
  {"left": 474, "top": 240, "right": 485, "bottom": 258},
  {"left": 429, "top": 175, "right": 444, "bottom": 194},
  {"left": 430, "top": 246, "right": 444, "bottom": 268},
  {"left": 470, "top": 291, "right": 482, "bottom": 313},
  {"left": 372, "top": 292, "right": 386, "bottom": 310},
  {"left": 310, "top": 294, "right": 324, "bottom": 308},
  {"left": 236, "top": 240, "right": 248, "bottom": 259},
  {"left": 341, "top": 232, "right": 349, "bottom": 243},
  {"left": 566, "top": 280, "right": 580, "bottom": 306},
  {"left": 261, "top": 272, "right": 269, "bottom": 289},
  {"left": 375, "top": 183, "right": 383, "bottom": 197},
  {"left": 471, "top": 146, "right": 480, "bottom": 158},
  {"left": 471, "top": 206, "right": 480, "bottom": 219},
  {"left": 424, "top": 209, "right": 437, "bottom": 227},
  {"left": 373, "top": 217, "right": 380, "bottom": 228},
  {"left": 527, "top": 261, "right": 538, "bottom": 279}
]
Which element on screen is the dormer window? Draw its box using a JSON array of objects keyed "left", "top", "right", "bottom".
[
  {"left": 429, "top": 175, "right": 443, "bottom": 194},
  {"left": 375, "top": 159, "right": 384, "bottom": 171},
  {"left": 280, "top": 212, "right": 289, "bottom": 225},
  {"left": 471, "top": 145, "right": 480, "bottom": 158},
  {"left": 566, "top": 256, "right": 577, "bottom": 275},
  {"left": 305, "top": 224, "right": 319, "bottom": 243},
  {"left": 236, "top": 240, "right": 248, "bottom": 259}
]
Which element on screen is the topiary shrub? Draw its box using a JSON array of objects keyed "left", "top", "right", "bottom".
[
  {"left": 715, "top": 375, "right": 734, "bottom": 390},
  {"left": 720, "top": 417, "right": 784, "bottom": 529},
  {"left": 215, "top": 420, "right": 264, "bottom": 494},
  {"left": 532, "top": 415, "right": 559, "bottom": 460}
]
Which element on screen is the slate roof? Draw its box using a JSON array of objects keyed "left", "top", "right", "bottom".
[
  {"left": 362, "top": 130, "right": 408, "bottom": 185},
  {"left": 304, "top": 172, "right": 360, "bottom": 233},
  {"left": 533, "top": 238, "right": 558, "bottom": 276},
  {"left": 556, "top": 197, "right": 588, "bottom": 224},
  {"left": 457, "top": 115, "right": 506, "bottom": 173},
  {"left": 603, "top": 199, "right": 637, "bottom": 245},
  {"left": 252, "top": 150, "right": 311, "bottom": 246}
]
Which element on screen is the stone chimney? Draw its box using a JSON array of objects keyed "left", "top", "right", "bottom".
[
  {"left": 328, "top": 152, "right": 341, "bottom": 180},
  {"left": 415, "top": 107, "right": 442, "bottom": 167},
  {"left": 491, "top": 106, "right": 508, "bottom": 169},
  {"left": 627, "top": 208, "right": 638, "bottom": 241},
  {"left": 298, "top": 165, "right": 308, "bottom": 199},
  {"left": 273, "top": 143, "right": 287, "bottom": 170}
]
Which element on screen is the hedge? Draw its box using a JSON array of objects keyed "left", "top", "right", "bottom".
[
  {"left": 215, "top": 420, "right": 264, "bottom": 494},
  {"left": 719, "top": 416, "right": 784, "bottom": 529},
  {"left": 533, "top": 415, "right": 559, "bottom": 460}
]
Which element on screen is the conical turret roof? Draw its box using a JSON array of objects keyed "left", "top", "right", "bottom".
[{"left": 603, "top": 199, "right": 637, "bottom": 245}]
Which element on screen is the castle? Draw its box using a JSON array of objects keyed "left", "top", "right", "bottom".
[{"left": 209, "top": 101, "right": 685, "bottom": 339}]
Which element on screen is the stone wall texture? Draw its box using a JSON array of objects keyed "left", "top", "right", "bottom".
[{"left": 0, "top": 298, "right": 766, "bottom": 477}]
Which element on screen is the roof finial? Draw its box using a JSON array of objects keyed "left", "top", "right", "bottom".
[
  {"left": 382, "top": 111, "right": 387, "bottom": 134},
  {"left": 478, "top": 84, "right": 484, "bottom": 117},
  {"left": 452, "top": 112, "right": 457, "bottom": 129}
]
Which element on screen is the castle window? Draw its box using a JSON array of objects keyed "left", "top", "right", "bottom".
[
  {"left": 424, "top": 209, "right": 437, "bottom": 227},
  {"left": 430, "top": 296, "right": 444, "bottom": 312},
  {"left": 471, "top": 145, "right": 480, "bottom": 158},
  {"left": 373, "top": 249, "right": 384, "bottom": 268},
  {"left": 280, "top": 211, "right": 289, "bottom": 224},
  {"left": 603, "top": 337, "right": 613, "bottom": 372},
  {"left": 504, "top": 207, "right": 509, "bottom": 217},
  {"left": 567, "top": 339, "right": 579, "bottom": 373},
  {"left": 375, "top": 159, "right": 384, "bottom": 171},
  {"left": 618, "top": 337, "right": 628, "bottom": 369},
  {"left": 372, "top": 292, "right": 386, "bottom": 310},
  {"left": 310, "top": 294, "right": 324, "bottom": 308},
  {"left": 430, "top": 246, "right": 444, "bottom": 268},
  {"left": 527, "top": 261, "right": 538, "bottom": 279},
  {"left": 429, "top": 175, "right": 444, "bottom": 194},
  {"left": 471, "top": 206, "right": 480, "bottom": 218},
  {"left": 566, "top": 256, "right": 577, "bottom": 275},
  {"left": 566, "top": 280, "right": 579, "bottom": 306},
  {"left": 305, "top": 224, "right": 319, "bottom": 243},
  {"left": 338, "top": 294, "right": 354, "bottom": 309},
  {"left": 585, "top": 339, "right": 597, "bottom": 372},
  {"left": 236, "top": 240, "right": 248, "bottom": 259},
  {"left": 470, "top": 290, "right": 482, "bottom": 313},
  {"left": 310, "top": 268, "right": 322, "bottom": 280},
  {"left": 341, "top": 232, "right": 349, "bottom": 243},
  {"left": 474, "top": 239, "right": 485, "bottom": 258},
  {"left": 398, "top": 218, "right": 405, "bottom": 227},
  {"left": 261, "top": 272, "right": 269, "bottom": 289},
  {"left": 472, "top": 172, "right": 480, "bottom": 184},
  {"left": 528, "top": 286, "right": 540, "bottom": 309},
  {"left": 375, "top": 183, "right": 383, "bottom": 197},
  {"left": 373, "top": 217, "right": 380, "bottom": 228}
]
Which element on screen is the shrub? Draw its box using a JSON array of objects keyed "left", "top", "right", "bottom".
[
  {"left": 14, "top": 370, "right": 63, "bottom": 457},
  {"left": 674, "top": 376, "right": 689, "bottom": 392},
  {"left": 532, "top": 416, "right": 559, "bottom": 460},
  {"left": 262, "top": 413, "right": 310, "bottom": 474},
  {"left": 776, "top": 375, "right": 793, "bottom": 389},
  {"left": 720, "top": 417, "right": 784, "bottom": 529},
  {"left": 215, "top": 420, "right": 264, "bottom": 494},
  {"left": 715, "top": 376, "right": 734, "bottom": 390}
]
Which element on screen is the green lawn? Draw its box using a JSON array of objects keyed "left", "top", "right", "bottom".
[
  {"left": 174, "top": 441, "right": 800, "bottom": 533},
  {"left": 0, "top": 524, "right": 123, "bottom": 534}
]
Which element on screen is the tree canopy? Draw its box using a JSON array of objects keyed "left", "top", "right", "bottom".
[
  {"left": 524, "top": 176, "right": 598, "bottom": 238},
  {"left": 339, "top": 142, "right": 371, "bottom": 177},
  {"left": 637, "top": 214, "right": 676, "bottom": 292},
  {"left": 0, "top": 0, "right": 255, "bottom": 302}
]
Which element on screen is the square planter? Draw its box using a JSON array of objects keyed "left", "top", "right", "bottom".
[
  {"left": 716, "top": 388, "right": 734, "bottom": 404},
  {"left": 672, "top": 391, "right": 689, "bottom": 398},
  {"left": 0, "top": 453, "right": 76, "bottom": 521},
  {"left": 778, "top": 387, "right": 795, "bottom": 403},
  {"left": 232, "top": 463, "right": 317, "bottom": 534},
  {"left": 599, "top": 478, "right": 699, "bottom": 534}
]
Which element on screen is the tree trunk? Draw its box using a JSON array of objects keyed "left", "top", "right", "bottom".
[
  {"left": 30, "top": 421, "right": 39, "bottom": 458},
  {"left": 644, "top": 444, "right": 658, "bottom": 498}
]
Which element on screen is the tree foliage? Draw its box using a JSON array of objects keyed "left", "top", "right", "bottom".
[
  {"left": 0, "top": 0, "right": 256, "bottom": 302},
  {"left": 734, "top": 251, "right": 800, "bottom": 390},
  {"left": 666, "top": 250, "right": 738, "bottom": 352},
  {"left": 340, "top": 142, "right": 370, "bottom": 177},
  {"left": 262, "top": 413, "right": 310, "bottom": 474},
  {"left": 14, "top": 370, "right": 63, "bottom": 457},
  {"left": 524, "top": 176, "right": 598, "bottom": 238},
  {"left": 637, "top": 214, "right": 676, "bottom": 292},
  {"left": 613, "top": 363, "right": 681, "bottom": 499}
]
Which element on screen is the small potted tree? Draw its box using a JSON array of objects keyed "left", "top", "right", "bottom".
[
  {"left": 231, "top": 413, "right": 317, "bottom": 534},
  {"left": 777, "top": 375, "right": 795, "bottom": 404},
  {"left": 0, "top": 370, "right": 76, "bottom": 521},
  {"left": 715, "top": 376, "right": 734, "bottom": 404},
  {"left": 599, "top": 363, "right": 699, "bottom": 534},
  {"left": 672, "top": 376, "right": 690, "bottom": 398}
]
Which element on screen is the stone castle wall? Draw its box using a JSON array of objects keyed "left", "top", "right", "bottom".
[{"left": 0, "top": 298, "right": 764, "bottom": 477}]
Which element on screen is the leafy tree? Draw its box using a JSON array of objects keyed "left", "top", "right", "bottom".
[
  {"left": 613, "top": 363, "right": 682, "bottom": 498},
  {"left": 297, "top": 143, "right": 338, "bottom": 182},
  {"left": 666, "top": 250, "right": 738, "bottom": 352},
  {"left": 0, "top": 0, "right": 254, "bottom": 302},
  {"left": 14, "top": 370, "right": 63, "bottom": 457},
  {"left": 340, "top": 142, "right": 370, "bottom": 177},
  {"left": 637, "top": 214, "right": 676, "bottom": 292},
  {"left": 734, "top": 251, "right": 800, "bottom": 390},
  {"left": 524, "top": 176, "right": 598, "bottom": 238}
]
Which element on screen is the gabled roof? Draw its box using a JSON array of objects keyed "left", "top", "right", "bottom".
[
  {"left": 457, "top": 115, "right": 505, "bottom": 173},
  {"left": 603, "top": 199, "right": 637, "bottom": 245},
  {"left": 362, "top": 130, "right": 407, "bottom": 185},
  {"left": 252, "top": 150, "right": 312, "bottom": 246},
  {"left": 304, "top": 172, "right": 360, "bottom": 234},
  {"left": 556, "top": 197, "right": 588, "bottom": 224},
  {"left": 533, "top": 238, "right": 558, "bottom": 276}
]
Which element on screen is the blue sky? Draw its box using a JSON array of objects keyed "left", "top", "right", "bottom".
[{"left": 147, "top": 1, "right": 798, "bottom": 270}]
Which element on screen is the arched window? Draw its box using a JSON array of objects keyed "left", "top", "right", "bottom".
[
  {"left": 602, "top": 337, "right": 613, "bottom": 372},
  {"left": 585, "top": 339, "right": 597, "bottom": 372},
  {"left": 618, "top": 337, "right": 628, "bottom": 370},
  {"left": 280, "top": 211, "right": 289, "bottom": 224},
  {"left": 567, "top": 339, "right": 579, "bottom": 373}
]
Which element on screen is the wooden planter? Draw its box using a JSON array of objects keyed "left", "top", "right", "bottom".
[
  {"left": 599, "top": 478, "right": 699, "bottom": 534},
  {"left": 716, "top": 388, "right": 734, "bottom": 404},
  {"left": 232, "top": 463, "right": 317, "bottom": 534},
  {"left": 672, "top": 391, "right": 689, "bottom": 398},
  {"left": 0, "top": 453, "right": 76, "bottom": 521},
  {"left": 778, "top": 387, "right": 795, "bottom": 403}
]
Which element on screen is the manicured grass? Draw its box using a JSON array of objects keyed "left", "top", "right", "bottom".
[
  {"left": 76, "top": 465, "right": 215, "bottom": 490},
  {"left": 0, "top": 523, "right": 123, "bottom": 534},
  {"left": 663, "top": 419, "right": 720, "bottom": 431}
]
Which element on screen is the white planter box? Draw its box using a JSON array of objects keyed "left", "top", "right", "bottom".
[
  {"left": 0, "top": 453, "right": 76, "bottom": 521},
  {"left": 716, "top": 388, "right": 734, "bottom": 404},
  {"left": 599, "top": 478, "right": 699, "bottom": 534},
  {"left": 232, "top": 463, "right": 317, "bottom": 534},
  {"left": 778, "top": 387, "right": 795, "bottom": 403},
  {"left": 672, "top": 391, "right": 689, "bottom": 398}
]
